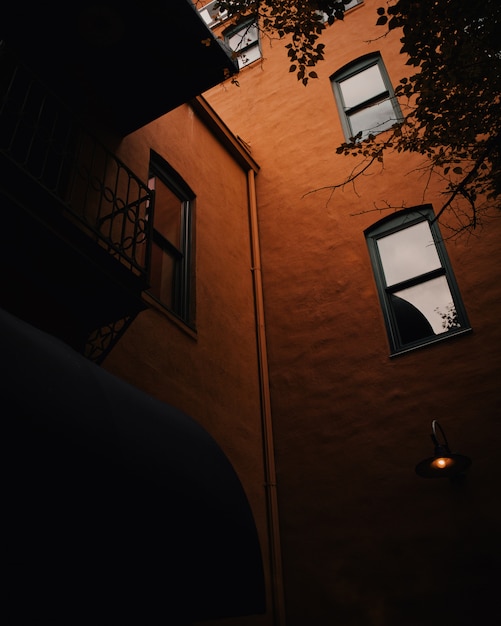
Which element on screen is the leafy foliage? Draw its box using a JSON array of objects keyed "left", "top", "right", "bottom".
[
  {"left": 335, "top": 0, "right": 501, "bottom": 231},
  {"left": 435, "top": 303, "right": 460, "bottom": 331},
  {"left": 197, "top": 1, "right": 353, "bottom": 84},
  {"left": 198, "top": 1, "right": 501, "bottom": 231}
]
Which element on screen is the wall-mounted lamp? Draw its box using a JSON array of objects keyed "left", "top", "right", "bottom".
[{"left": 415, "top": 420, "right": 472, "bottom": 479}]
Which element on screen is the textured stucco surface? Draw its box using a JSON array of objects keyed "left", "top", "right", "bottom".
[
  {"left": 103, "top": 104, "right": 276, "bottom": 623},
  {"left": 201, "top": 2, "right": 501, "bottom": 624}
]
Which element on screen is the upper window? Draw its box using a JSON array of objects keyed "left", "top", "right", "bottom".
[
  {"left": 224, "top": 19, "right": 261, "bottom": 69},
  {"left": 341, "top": 0, "right": 363, "bottom": 9},
  {"left": 331, "top": 53, "right": 402, "bottom": 141},
  {"left": 319, "top": 0, "right": 363, "bottom": 22},
  {"left": 199, "top": 0, "right": 228, "bottom": 28},
  {"left": 365, "top": 206, "right": 471, "bottom": 355},
  {"left": 148, "top": 152, "right": 195, "bottom": 326}
]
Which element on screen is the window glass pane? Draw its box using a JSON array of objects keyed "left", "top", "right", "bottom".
[
  {"left": 199, "top": 8, "right": 212, "bottom": 24},
  {"left": 319, "top": 0, "right": 362, "bottom": 22},
  {"left": 348, "top": 98, "right": 396, "bottom": 139},
  {"left": 150, "top": 243, "right": 176, "bottom": 308},
  {"left": 393, "top": 276, "right": 459, "bottom": 339},
  {"left": 237, "top": 43, "right": 261, "bottom": 68},
  {"left": 153, "top": 176, "right": 182, "bottom": 249},
  {"left": 339, "top": 63, "right": 386, "bottom": 108},
  {"left": 199, "top": 1, "right": 227, "bottom": 27},
  {"left": 148, "top": 155, "right": 192, "bottom": 322},
  {"left": 377, "top": 220, "right": 442, "bottom": 286},
  {"left": 228, "top": 23, "right": 259, "bottom": 52}
]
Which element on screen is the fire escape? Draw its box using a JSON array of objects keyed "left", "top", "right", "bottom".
[
  {"left": 1, "top": 46, "right": 154, "bottom": 363},
  {"left": 0, "top": 0, "right": 237, "bottom": 363}
]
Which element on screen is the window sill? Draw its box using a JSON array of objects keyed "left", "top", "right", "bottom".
[
  {"left": 142, "top": 292, "right": 197, "bottom": 340},
  {"left": 389, "top": 327, "right": 473, "bottom": 358}
]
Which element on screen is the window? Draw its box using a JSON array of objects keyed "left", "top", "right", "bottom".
[
  {"left": 342, "top": 0, "right": 363, "bottom": 9},
  {"left": 331, "top": 53, "right": 402, "bottom": 141},
  {"left": 319, "top": 0, "right": 363, "bottom": 22},
  {"left": 199, "top": 0, "right": 228, "bottom": 28},
  {"left": 148, "top": 151, "right": 195, "bottom": 325},
  {"left": 198, "top": 3, "right": 261, "bottom": 69},
  {"left": 224, "top": 19, "right": 261, "bottom": 69},
  {"left": 365, "top": 206, "right": 471, "bottom": 355}
]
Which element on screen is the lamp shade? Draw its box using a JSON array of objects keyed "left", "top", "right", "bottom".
[{"left": 415, "top": 421, "right": 472, "bottom": 478}]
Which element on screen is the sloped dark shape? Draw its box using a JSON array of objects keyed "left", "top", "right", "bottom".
[
  {"left": 391, "top": 294, "right": 435, "bottom": 345},
  {"left": 2, "top": 307, "right": 265, "bottom": 625},
  {"left": 0, "top": 188, "right": 148, "bottom": 356},
  {"left": 2, "top": 0, "right": 238, "bottom": 136}
]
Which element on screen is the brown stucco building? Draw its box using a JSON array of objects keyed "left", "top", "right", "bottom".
[
  {"left": 198, "top": 2, "right": 501, "bottom": 625},
  {"left": 2, "top": 2, "right": 500, "bottom": 625}
]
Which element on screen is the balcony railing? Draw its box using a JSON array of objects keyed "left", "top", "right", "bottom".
[{"left": 0, "top": 44, "right": 154, "bottom": 281}]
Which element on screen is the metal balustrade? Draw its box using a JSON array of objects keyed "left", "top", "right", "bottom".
[{"left": 0, "top": 44, "right": 154, "bottom": 281}]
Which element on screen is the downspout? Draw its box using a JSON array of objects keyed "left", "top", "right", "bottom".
[{"left": 247, "top": 168, "right": 287, "bottom": 626}]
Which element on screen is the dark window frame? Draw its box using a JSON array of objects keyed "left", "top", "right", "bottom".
[
  {"left": 319, "top": 0, "right": 364, "bottom": 23},
  {"left": 365, "top": 205, "right": 471, "bottom": 355},
  {"left": 198, "top": 0, "right": 229, "bottom": 28},
  {"left": 331, "top": 52, "right": 403, "bottom": 141},
  {"left": 223, "top": 17, "right": 261, "bottom": 69},
  {"left": 148, "top": 151, "right": 195, "bottom": 327}
]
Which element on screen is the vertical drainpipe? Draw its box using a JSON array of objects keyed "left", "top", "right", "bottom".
[{"left": 247, "top": 168, "right": 287, "bottom": 626}]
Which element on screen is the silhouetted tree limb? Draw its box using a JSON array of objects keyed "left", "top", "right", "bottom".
[{"left": 196, "top": 1, "right": 501, "bottom": 233}]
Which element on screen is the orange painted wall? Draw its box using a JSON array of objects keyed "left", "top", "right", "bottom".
[
  {"left": 201, "top": 2, "right": 501, "bottom": 624},
  {"left": 101, "top": 104, "right": 275, "bottom": 625}
]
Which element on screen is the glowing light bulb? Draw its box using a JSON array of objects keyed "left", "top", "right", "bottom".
[{"left": 431, "top": 456, "right": 454, "bottom": 470}]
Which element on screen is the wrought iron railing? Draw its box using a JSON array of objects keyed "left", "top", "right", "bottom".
[
  {"left": 0, "top": 44, "right": 154, "bottom": 280},
  {"left": 84, "top": 315, "right": 137, "bottom": 365}
]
